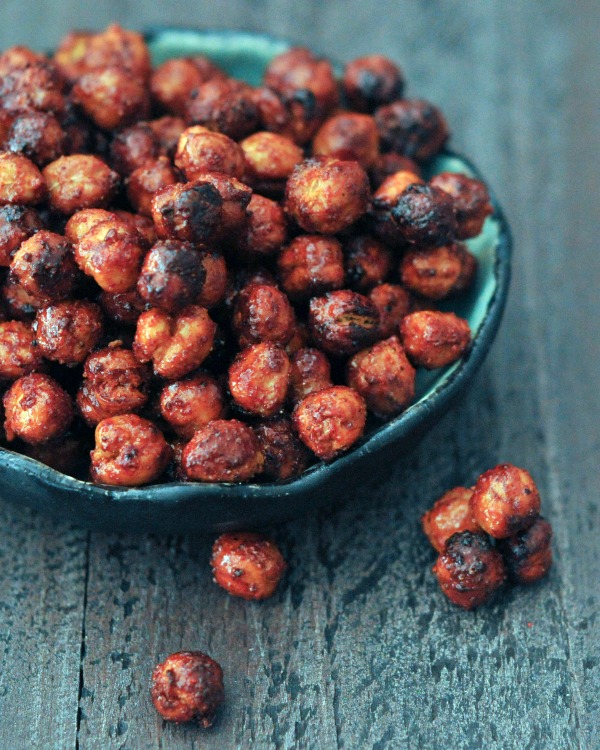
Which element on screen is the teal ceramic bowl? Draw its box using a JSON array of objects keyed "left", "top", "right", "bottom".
[{"left": 0, "top": 29, "right": 511, "bottom": 534}]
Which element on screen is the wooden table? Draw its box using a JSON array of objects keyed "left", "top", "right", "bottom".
[{"left": 0, "top": 2, "right": 598, "bottom": 748}]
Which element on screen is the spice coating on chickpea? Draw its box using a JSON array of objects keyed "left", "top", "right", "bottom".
[
  {"left": 400, "top": 243, "right": 477, "bottom": 300},
  {"left": 430, "top": 171, "right": 493, "bottom": 240},
  {"left": 241, "top": 131, "right": 304, "bottom": 196},
  {"left": 422, "top": 487, "right": 480, "bottom": 553},
  {"left": 228, "top": 342, "right": 290, "bottom": 417},
  {"left": 344, "top": 234, "right": 392, "bottom": 292},
  {"left": 309, "top": 289, "right": 380, "bottom": 356},
  {"left": 4, "top": 373, "right": 73, "bottom": 444},
  {"left": 182, "top": 419, "right": 264, "bottom": 483},
  {"left": 368, "top": 283, "right": 412, "bottom": 339},
  {"left": 75, "top": 218, "right": 144, "bottom": 293},
  {"left": 109, "top": 122, "right": 159, "bottom": 177},
  {"left": 150, "top": 650, "right": 224, "bottom": 726},
  {"left": 0, "top": 153, "right": 46, "bottom": 206},
  {"left": 43, "top": 155, "right": 119, "bottom": 215},
  {"left": 211, "top": 532, "right": 287, "bottom": 600},
  {"left": 313, "top": 113, "right": 380, "bottom": 170},
  {"left": 64, "top": 208, "right": 114, "bottom": 244},
  {"left": 150, "top": 180, "right": 223, "bottom": 245},
  {"left": 0, "top": 320, "right": 42, "bottom": 379},
  {"left": 241, "top": 194, "right": 287, "bottom": 258},
  {"left": 159, "top": 373, "right": 226, "bottom": 440},
  {"left": 137, "top": 240, "right": 205, "bottom": 313},
  {"left": 400, "top": 310, "right": 471, "bottom": 369},
  {"left": 90, "top": 413, "right": 171, "bottom": 486},
  {"left": 175, "top": 126, "right": 245, "bottom": 181},
  {"left": 369, "top": 152, "right": 421, "bottom": 190},
  {"left": 126, "top": 156, "right": 178, "bottom": 218},
  {"left": 293, "top": 385, "right": 366, "bottom": 460},
  {"left": 186, "top": 78, "right": 258, "bottom": 141},
  {"left": 10, "top": 230, "right": 78, "bottom": 302},
  {"left": 433, "top": 531, "right": 506, "bottom": 609},
  {"left": 6, "top": 111, "right": 66, "bottom": 167},
  {"left": 0, "top": 205, "right": 43, "bottom": 266},
  {"left": 498, "top": 516, "right": 553, "bottom": 584},
  {"left": 470, "top": 464, "right": 542, "bottom": 539},
  {"left": 289, "top": 347, "right": 332, "bottom": 404},
  {"left": 33, "top": 300, "right": 103, "bottom": 365},
  {"left": 375, "top": 99, "right": 449, "bottom": 161},
  {"left": 254, "top": 417, "right": 309, "bottom": 481},
  {"left": 1, "top": 278, "right": 44, "bottom": 320},
  {"left": 73, "top": 66, "right": 150, "bottom": 132},
  {"left": 278, "top": 235, "right": 345, "bottom": 301},
  {"left": 0, "top": 62, "right": 65, "bottom": 116},
  {"left": 343, "top": 55, "right": 405, "bottom": 113},
  {"left": 232, "top": 284, "right": 295, "bottom": 348}
]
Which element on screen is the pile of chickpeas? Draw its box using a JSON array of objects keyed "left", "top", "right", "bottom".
[{"left": 0, "top": 24, "right": 494, "bottom": 487}]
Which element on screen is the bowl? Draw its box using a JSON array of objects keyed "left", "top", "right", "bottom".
[{"left": 0, "top": 28, "right": 511, "bottom": 534}]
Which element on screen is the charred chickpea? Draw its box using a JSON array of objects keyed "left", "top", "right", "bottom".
[
  {"left": 240, "top": 131, "right": 303, "bottom": 196},
  {"left": 430, "top": 171, "right": 493, "bottom": 239},
  {"left": 151, "top": 179, "right": 223, "bottom": 245},
  {"left": 400, "top": 243, "right": 477, "bottom": 300},
  {"left": 309, "top": 289, "right": 380, "bottom": 356},
  {"left": 375, "top": 99, "right": 450, "bottom": 161},
  {"left": 33, "top": 300, "right": 103, "bottom": 365},
  {"left": 186, "top": 78, "right": 259, "bottom": 141},
  {"left": 126, "top": 156, "right": 178, "bottom": 217},
  {"left": 175, "top": 126, "right": 245, "bottom": 181},
  {"left": 90, "top": 413, "right": 171, "bottom": 486},
  {"left": 228, "top": 342, "right": 290, "bottom": 418},
  {"left": 4, "top": 372, "right": 73, "bottom": 444},
  {"left": 289, "top": 347, "right": 332, "bottom": 404},
  {"left": 72, "top": 66, "right": 150, "bottom": 131},
  {"left": 211, "top": 532, "right": 287, "bottom": 599},
  {"left": 368, "top": 283, "right": 412, "bottom": 338},
  {"left": 344, "top": 234, "right": 392, "bottom": 291},
  {"left": 347, "top": 335, "right": 415, "bottom": 417},
  {"left": 369, "top": 152, "right": 421, "bottom": 190},
  {"left": 196, "top": 249, "right": 228, "bottom": 309},
  {"left": 433, "top": 531, "right": 506, "bottom": 609},
  {"left": 422, "top": 487, "right": 480, "bottom": 553},
  {"left": 313, "top": 113, "right": 380, "bottom": 170},
  {"left": 241, "top": 194, "right": 287, "bottom": 259},
  {"left": 0, "top": 320, "right": 42, "bottom": 379},
  {"left": 77, "top": 346, "right": 150, "bottom": 426},
  {"left": 190, "top": 172, "right": 252, "bottom": 243},
  {"left": 232, "top": 283, "right": 295, "bottom": 348},
  {"left": 159, "top": 373, "right": 226, "bottom": 440},
  {"left": 98, "top": 289, "right": 148, "bottom": 326},
  {"left": 285, "top": 156, "right": 370, "bottom": 235},
  {"left": 498, "top": 517, "right": 553, "bottom": 584},
  {"left": 343, "top": 55, "right": 405, "bottom": 112},
  {"left": 400, "top": 310, "right": 471, "bottom": 369},
  {"left": 0, "top": 205, "right": 43, "bottom": 266},
  {"left": 252, "top": 85, "right": 322, "bottom": 146},
  {"left": 470, "top": 464, "right": 542, "bottom": 539},
  {"left": 278, "top": 235, "right": 345, "bottom": 301},
  {"left": 10, "top": 230, "right": 78, "bottom": 302},
  {"left": 150, "top": 56, "right": 224, "bottom": 116},
  {"left": 254, "top": 417, "right": 309, "bottom": 481},
  {"left": 43, "top": 155, "right": 119, "bottom": 215},
  {"left": 5, "top": 112, "right": 66, "bottom": 167},
  {"left": 150, "top": 651, "right": 224, "bottom": 727},
  {"left": 0, "top": 153, "right": 46, "bottom": 206},
  {"left": 182, "top": 418, "right": 264, "bottom": 482},
  {"left": 133, "top": 305, "right": 216, "bottom": 380},
  {"left": 147, "top": 115, "right": 186, "bottom": 156},
  {"left": 137, "top": 240, "right": 205, "bottom": 313},
  {"left": 1, "top": 278, "right": 44, "bottom": 320},
  {"left": 109, "top": 123, "right": 159, "bottom": 176},
  {"left": 293, "top": 385, "right": 367, "bottom": 460}
]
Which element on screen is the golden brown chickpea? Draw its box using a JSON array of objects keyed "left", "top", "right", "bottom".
[
  {"left": 375, "top": 99, "right": 450, "bottom": 161},
  {"left": 241, "top": 194, "right": 287, "bottom": 259},
  {"left": 126, "top": 156, "right": 178, "bottom": 217},
  {"left": 72, "top": 67, "right": 150, "bottom": 132},
  {"left": 150, "top": 57, "right": 224, "bottom": 116},
  {"left": 0, "top": 62, "right": 65, "bottom": 116},
  {"left": 254, "top": 417, "right": 310, "bottom": 481},
  {"left": 64, "top": 208, "right": 113, "bottom": 244},
  {"left": 5, "top": 112, "right": 66, "bottom": 167},
  {"left": 498, "top": 516, "right": 553, "bottom": 584},
  {"left": 0, "top": 205, "right": 43, "bottom": 266},
  {"left": 186, "top": 78, "right": 259, "bottom": 140},
  {"left": 10, "top": 230, "right": 78, "bottom": 302},
  {"left": 232, "top": 284, "right": 295, "bottom": 348},
  {"left": 278, "top": 235, "right": 345, "bottom": 301},
  {"left": 52, "top": 31, "right": 95, "bottom": 84},
  {"left": 429, "top": 171, "right": 493, "bottom": 239},
  {"left": 190, "top": 172, "right": 252, "bottom": 243},
  {"left": 77, "top": 346, "right": 150, "bottom": 426},
  {"left": 133, "top": 305, "right": 216, "bottom": 379},
  {"left": 182, "top": 419, "right": 264, "bottom": 482},
  {"left": 196, "top": 249, "right": 228, "bottom": 309},
  {"left": 150, "top": 179, "right": 223, "bottom": 245},
  {"left": 98, "top": 289, "right": 148, "bottom": 326},
  {"left": 147, "top": 115, "right": 186, "bottom": 156},
  {"left": 0, "top": 153, "right": 46, "bottom": 206},
  {"left": 175, "top": 126, "right": 245, "bottom": 181},
  {"left": 309, "top": 289, "right": 380, "bottom": 356},
  {"left": 137, "top": 240, "right": 205, "bottom": 313},
  {"left": 470, "top": 464, "right": 542, "bottom": 539},
  {"left": 285, "top": 156, "right": 370, "bottom": 235},
  {"left": 211, "top": 532, "right": 287, "bottom": 599},
  {"left": 43, "top": 155, "right": 119, "bottom": 215},
  {"left": 368, "top": 283, "right": 413, "bottom": 338},
  {"left": 289, "top": 347, "right": 332, "bottom": 404},
  {"left": 346, "top": 336, "right": 415, "bottom": 417},
  {"left": 400, "top": 310, "right": 471, "bottom": 369},
  {"left": 313, "top": 113, "right": 380, "bottom": 169},
  {"left": 228, "top": 342, "right": 290, "bottom": 417},
  {"left": 292, "top": 385, "right": 366, "bottom": 460},
  {"left": 369, "top": 152, "right": 421, "bottom": 190},
  {"left": 4, "top": 372, "right": 73, "bottom": 444},
  {"left": 33, "top": 300, "right": 103, "bottom": 365},
  {"left": 0, "top": 320, "right": 42, "bottom": 379},
  {"left": 0, "top": 45, "right": 48, "bottom": 74},
  {"left": 90, "top": 413, "right": 171, "bottom": 486},
  {"left": 421, "top": 487, "right": 480, "bottom": 553},
  {"left": 372, "top": 170, "right": 425, "bottom": 205},
  {"left": 343, "top": 55, "right": 405, "bottom": 113},
  {"left": 1, "top": 278, "right": 44, "bottom": 320},
  {"left": 159, "top": 373, "right": 226, "bottom": 440},
  {"left": 240, "top": 131, "right": 303, "bottom": 196},
  {"left": 344, "top": 234, "right": 392, "bottom": 292},
  {"left": 432, "top": 531, "right": 506, "bottom": 609},
  {"left": 113, "top": 210, "right": 157, "bottom": 249},
  {"left": 109, "top": 123, "right": 159, "bottom": 176},
  {"left": 400, "top": 243, "right": 477, "bottom": 300}
]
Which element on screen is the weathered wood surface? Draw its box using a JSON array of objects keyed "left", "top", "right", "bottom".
[{"left": 0, "top": 2, "right": 598, "bottom": 748}]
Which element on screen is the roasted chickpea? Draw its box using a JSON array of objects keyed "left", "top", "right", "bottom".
[
  {"left": 0, "top": 205, "right": 43, "bottom": 266},
  {"left": 284, "top": 321, "right": 311, "bottom": 356},
  {"left": 5, "top": 112, "right": 66, "bottom": 167},
  {"left": 109, "top": 123, "right": 159, "bottom": 176},
  {"left": 182, "top": 419, "right": 264, "bottom": 482},
  {"left": 470, "top": 464, "right": 542, "bottom": 539},
  {"left": 400, "top": 310, "right": 471, "bottom": 369},
  {"left": 147, "top": 115, "right": 186, "bottom": 156},
  {"left": 90, "top": 413, "right": 171, "bottom": 486},
  {"left": 196, "top": 249, "right": 228, "bottom": 309},
  {"left": 240, "top": 132, "right": 303, "bottom": 196},
  {"left": 126, "top": 156, "right": 178, "bottom": 218},
  {"left": 114, "top": 210, "right": 156, "bottom": 248},
  {"left": 186, "top": 78, "right": 258, "bottom": 140},
  {"left": 0, "top": 62, "right": 65, "bottom": 116},
  {"left": 33, "top": 300, "right": 103, "bottom": 365},
  {"left": 285, "top": 156, "right": 370, "bottom": 235},
  {"left": 252, "top": 85, "right": 321, "bottom": 146},
  {"left": 228, "top": 342, "right": 290, "bottom": 417},
  {"left": 433, "top": 531, "right": 506, "bottom": 609},
  {"left": 133, "top": 305, "right": 216, "bottom": 379},
  {"left": 368, "top": 283, "right": 412, "bottom": 338},
  {"left": 0, "top": 45, "right": 48, "bottom": 74},
  {"left": 343, "top": 55, "right": 405, "bottom": 112},
  {"left": 375, "top": 99, "right": 449, "bottom": 161},
  {"left": 232, "top": 284, "right": 295, "bottom": 348},
  {"left": 1, "top": 278, "right": 44, "bottom": 320},
  {"left": 369, "top": 152, "right": 421, "bottom": 190},
  {"left": 293, "top": 385, "right": 366, "bottom": 460},
  {"left": 190, "top": 172, "right": 252, "bottom": 243},
  {"left": 98, "top": 289, "right": 148, "bottom": 326},
  {"left": 211, "top": 532, "right": 287, "bottom": 599},
  {"left": 0, "top": 153, "right": 46, "bottom": 206},
  {"left": 43, "top": 155, "right": 119, "bottom": 215},
  {"left": 77, "top": 346, "right": 150, "bottom": 425},
  {"left": 10, "top": 230, "right": 78, "bottom": 302},
  {"left": 498, "top": 517, "right": 553, "bottom": 584},
  {"left": 372, "top": 170, "right": 425, "bottom": 206},
  {"left": 346, "top": 335, "right": 415, "bottom": 417},
  {"left": 429, "top": 171, "right": 493, "bottom": 239},
  {"left": 72, "top": 66, "right": 150, "bottom": 132},
  {"left": 175, "top": 126, "right": 245, "bottom": 181},
  {"left": 151, "top": 179, "right": 223, "bottom": 245},
  {"left": 64, "top": 208, "right": 113, "bottom": 244},
  {"left": 254, "top": 417, "right": 309, "bottom": 481},
  {"left": 309, "top": 289, "right": 380, "bottom": 356},
  {"left": 241, "top": 194, "right": 287, "bottom": 259},
  {"left": 137, "top": 240, "right": 205, "bottom": 313},
  {"left": 150, "top": 57, "right": 224, "bottom": 116},
  {"left": 279, "top": 235, "right": 346, "bottom": 301},
  {"left": 344, "top": 234, "right": 392, "bottom": 291},
  {"left": 0, "top": 320, "right": 42, "bottom": 379},
  {"left": 289, "top": 347, "right": 332, "bottom": 404},
  {"left": 400, "top": 243, "right": 477, "bottom": 300},
  {"left": 159, "top": 373, "right": 226, "bottom": 440},
  {"left": 4, "top": 373, "right": 73, "bottom": 444},
  {"left": 421, "top": 487, "right": 480, "bottom": 553},
  {"left": 313, "top": 113, "right": 380, "bottom": 170}
]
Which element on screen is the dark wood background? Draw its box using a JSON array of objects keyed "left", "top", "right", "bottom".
[{"left": 0, "top": 2, "right": 598, "bottom": 748}]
